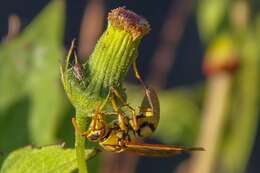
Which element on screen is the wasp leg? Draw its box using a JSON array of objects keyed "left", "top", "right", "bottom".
[
  {"left": 110, "top": 86, "right": 138, "bottom": 129},
  {"left": 104, "top": 112, "right": 118, "bottom": 116},
  {"left": 133, "top": 61, "right": 155, "bottom": 111},
  {"left": 111, "top": 86, "right": 139, "bottom": 130},
  {"left": 132, "top": 61, "right": 160, "bottom": 131},
  {"left": 132, "top": 61, "right": 147, "bottom": 88},
  {"left": 72, "top": 117, "right": 90, "bottom": 137},
  {"left": 110, "top": 93, "right": 129, "bottom": 132},
  {"left": 110, "top": 86, "right": 135, "bottom": 112}
]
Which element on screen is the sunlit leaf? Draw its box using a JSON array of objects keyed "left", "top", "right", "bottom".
[{"left": 1, "top": 145, "right": 98, "bottom": 173}]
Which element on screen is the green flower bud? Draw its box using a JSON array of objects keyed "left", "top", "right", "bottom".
[
  {"left": 203, "top": 33, "right": 240, "bottom": 76},
  {"left": 60, "top": 7, "right": 150, "bottom": 116}
]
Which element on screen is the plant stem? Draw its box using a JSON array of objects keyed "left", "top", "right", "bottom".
[
  {"left": 188, "top": 73, "right": 232, "bottom": 173},
  {"left": 75, "top": 111, "right": 90, "bottom": 173},
  {"left": 221, "top": 32, "right": 260, "bottom": 173}
]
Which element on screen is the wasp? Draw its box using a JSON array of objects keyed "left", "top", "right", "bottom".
[
  {"left": 72, "top": 61, "right": 204, "bottom": 157},
  {"left": 72, "top": 95, "right": 203, "bottom": 156}
]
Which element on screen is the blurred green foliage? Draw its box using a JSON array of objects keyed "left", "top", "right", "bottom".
[
  {"left": 0, "top": 0, "right": 71, "bottom": 165},
  {"left": 196, "top": 1, "right": 260, "bottom": 173},
  {"left": 197, "top": 0, "right": 230, "bottom": 42}
]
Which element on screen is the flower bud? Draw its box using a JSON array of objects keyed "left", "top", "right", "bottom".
[
  {"left": 203, "top": 33, "right": 240, "bottom": 76},
  {"left": 61, "top": 7, "right": 150, "bottom": 115}
]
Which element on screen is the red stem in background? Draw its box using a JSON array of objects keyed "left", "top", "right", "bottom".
[
  {"left": 79, "top": 0, "right": 105, "bottom": 59},
  {"left": 148, "top": 0, "right": 194, "bottom": 89},
  {"left": 3, "top": 14, "right": 21, "bottom": 42}
]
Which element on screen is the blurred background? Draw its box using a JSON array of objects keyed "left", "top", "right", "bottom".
[{"left": 0, "top": 0, "right": 259, "bottom": 173}]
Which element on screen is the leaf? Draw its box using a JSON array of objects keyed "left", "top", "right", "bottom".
[
  {"left": 1, "top": 145, "right": 98, "bottom": 173},
  {"left": 0, "top": 0, "right": 66, "bottom": 145},
  {"left": 0, "top": 37, "right": 30, "bottom": 112},
  {"left": 19, "top": 0, "right": 65, "bottom": 145},
  {"left": 0, "top": 98, "right": 30, "bottom": 165}
]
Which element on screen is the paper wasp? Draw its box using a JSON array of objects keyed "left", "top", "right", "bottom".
[{"left": 72, "top": 57, "right": 204, "bottom": 157}]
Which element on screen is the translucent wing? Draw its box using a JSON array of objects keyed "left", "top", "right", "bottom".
[
  {"left": 125, "top": 143, "right": 204, "bottom": 157},
  {"left": 104, "top": 143, "right": 204, "bottom": 157}
]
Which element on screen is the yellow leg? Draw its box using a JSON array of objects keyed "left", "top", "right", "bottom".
[
  {"left": 110, "top": 94, "right": 129, "bottom": 131},
  {"left": 110, "top": 86, "right": 135, "bottom": 112},
  {"left": 110, "top": 87, "right": 139, "bottom": 129},
  {"left": 104, "top": 112, "right": 118, "bottom": 116},
  {"left": 132, "top": 61, "right": 146, "bottom": 88},
  {"left": 72, "top": 117, "right": 89, "bottom": 137},
  {"left": 98, "top": 88, "right": 112, "bottom": 111}
]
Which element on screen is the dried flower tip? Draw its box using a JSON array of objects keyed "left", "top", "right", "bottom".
[{"left": 108, "top": 7, "right": 150, "bottom": 40}]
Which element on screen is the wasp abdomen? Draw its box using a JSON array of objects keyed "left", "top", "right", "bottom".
[{"left": 136, "top": 121, "right": 156, "bottom": 137}]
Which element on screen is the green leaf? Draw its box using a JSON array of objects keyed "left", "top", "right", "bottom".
[
  {"left": 1, "top": 145, "right": 98, "bottom": 173},
  {"left": 23, "top": 0, "right": 65, "bottom": 145},
  {"left": 0, "top": 0, "right": 65, "bottom": 115},
  {"left": 0, "top": 98, "right": 30, "bottom": 165},
  {"left": 0, "top": 39, "right": 30, "bottom": 112},
  {"left": 0, "top": 0, "right": 66, "bottom": 145}
]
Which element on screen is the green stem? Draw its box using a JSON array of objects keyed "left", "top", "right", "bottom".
[
  {"left": 222, "top": 32, "right": 260, "bottom": 173},
  {"left": 75, "top": 111, "right": 90, "bottom": 173}
]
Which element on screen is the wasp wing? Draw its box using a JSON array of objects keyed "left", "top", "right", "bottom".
[{"left": 123, "top": 143, "right": 204, "bottom": 157}]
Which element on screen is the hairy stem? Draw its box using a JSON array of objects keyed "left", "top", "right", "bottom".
[{"left": 75, "top": 112, "right": 90, "bottom": 173}]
